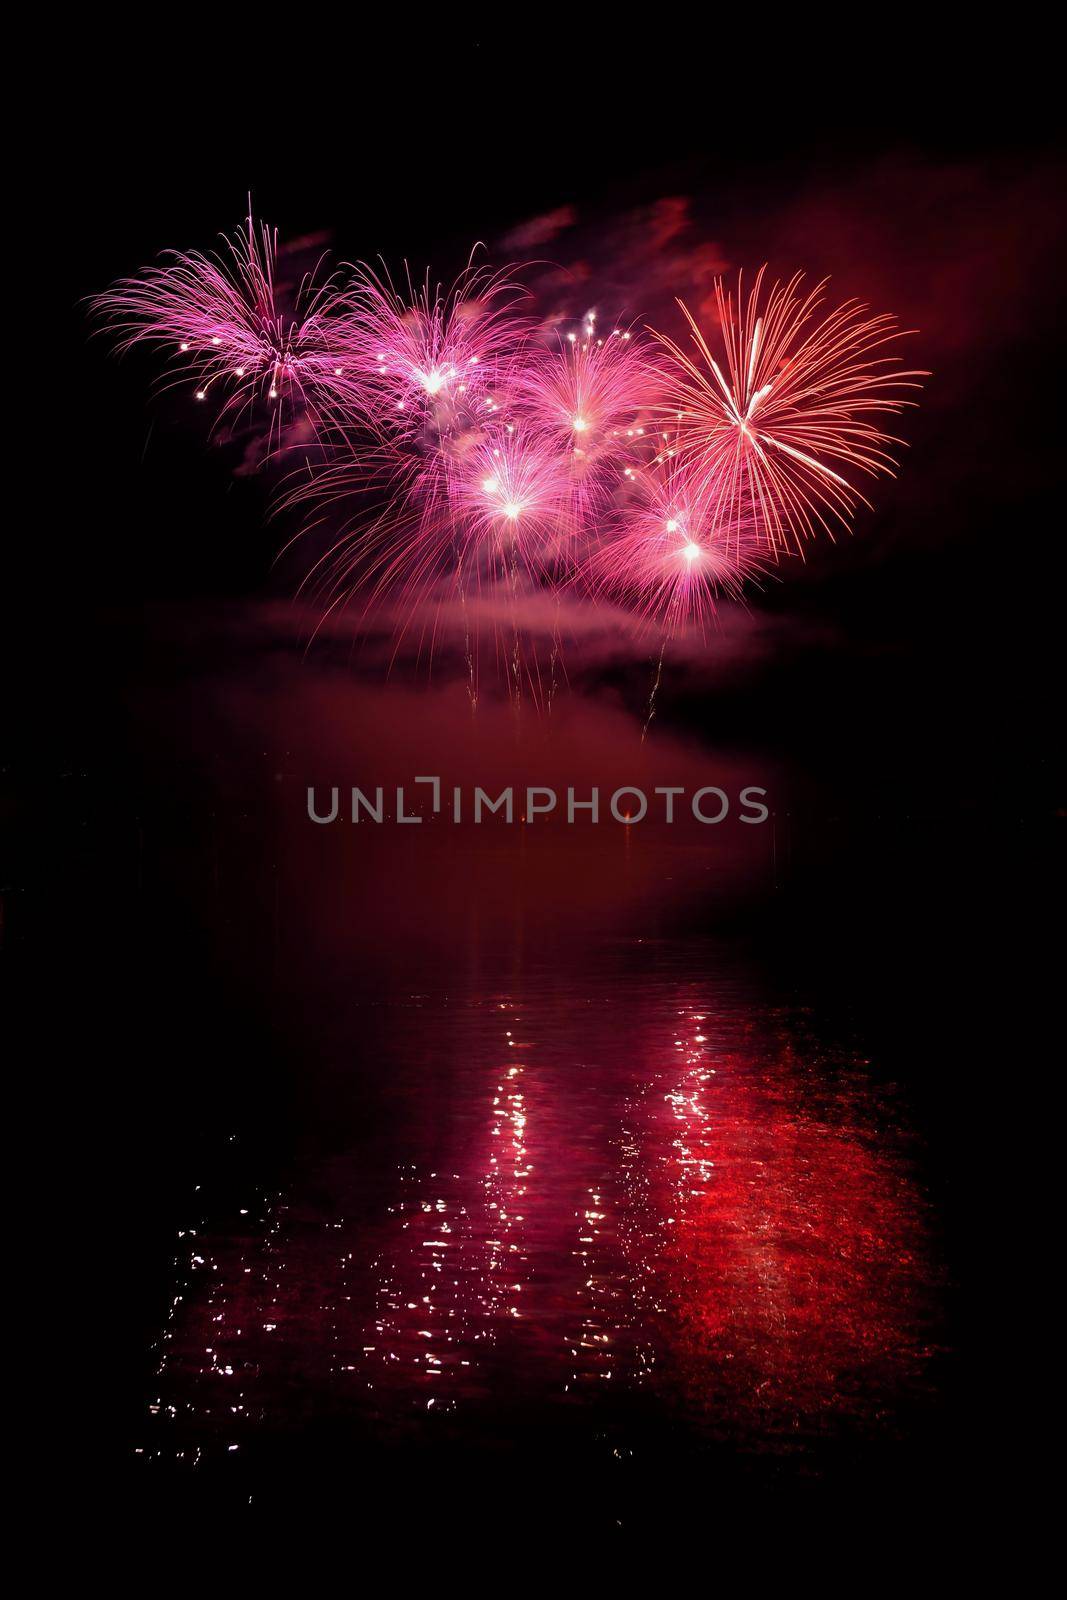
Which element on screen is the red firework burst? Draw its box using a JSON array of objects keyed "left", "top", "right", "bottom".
[{"left": 654, "top": 268, "right": 927, "bottom": 555}]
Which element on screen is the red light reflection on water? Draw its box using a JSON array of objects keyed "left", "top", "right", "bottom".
[
  {"left": 624, "top": 1005, "right": 935, "bottom": 1441},
  {"left": 141, "top": 976, "right": 938, "bottom": 1467}
]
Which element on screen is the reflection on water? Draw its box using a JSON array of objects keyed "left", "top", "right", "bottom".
[{"left": 138, "top": 948, "right": 940, "bottom": 1481}]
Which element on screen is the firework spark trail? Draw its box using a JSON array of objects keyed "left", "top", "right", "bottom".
[
  {"left": 95, "top": 220, "right": 925, "bottom": 703},
  {"left": 457, "top": 427, "right": 573, "bottom": 710},
  {"left": 582, "top": 455, "right": 773, "bottom": 740},
  {"left": 653, "top": 268, "right": 926, "bottom": 556},
  {"left": 642, "top": 639, "right": 667, "bottom": 745}
]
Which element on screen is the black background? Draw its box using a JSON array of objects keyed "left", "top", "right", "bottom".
[{"left": 6, "top": 31, "right": 1062, "bottom": 1539}]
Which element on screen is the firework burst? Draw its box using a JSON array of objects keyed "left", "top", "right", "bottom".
[
  {"left": 339, "top": 256, "right": 529, "bottom": 449},
  {"left": 589, "top": 457, "right": 770, "bottom": 636},
  {"left": 453, "top": 427, "right": 571, "bottom": 591},
  {"left": 92, "top": 211, "right": 358, "bottom": 446},
  {"left": 94, "top": 217, "right": 927, "bottom": 704},
  {"left": 282, "top": 257, "right": 535, "bottom": 624},
  {"left": 518, "top": 321, "right": 653, "bottom": 456},
  {"left": 654, "top": 269, "right": 926, "bottom": 555}
]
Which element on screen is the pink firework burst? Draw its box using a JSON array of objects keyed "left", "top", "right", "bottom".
[
  {"left": 94, "top": 214, "right": 928, "bottom": 696},
  {"left": 518, "top": 320, "right": 654, "bottom": 458},
  {"left": 286, "top": 424, "right": 569, "bottom": 649},
  {"left": 92, "top": 211, "right": 358, "bottom": 444},
  {"left": 588, "top": 457, "right": 771, "bottom": 636},
  {"left": 515, "top": 319, "right": 658, "bottom": 529},
  {"left": 340, "top": 255, "right": 529, "bottom": 449},
  {"left": 654, "top": 268, "right": 927, "bottom": 555},
  {"left": 452, "top": 426, "right": 571, "bottom": 592},
  {"left": 283, "top": 260, "right": 539, "bottom": 635}
]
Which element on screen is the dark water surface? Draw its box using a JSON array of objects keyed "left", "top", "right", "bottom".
[
  {"left": 12, "top": 646, "right": 983, "bottom": 1525},
  {"left": 133, "top": 933, "right": 943, "bottom": 1516}
]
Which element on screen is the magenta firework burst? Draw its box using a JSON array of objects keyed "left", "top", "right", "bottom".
[
  {"left": 518, "top": 324, "right": 654, "bottom": 464},
  {"left": 589, "top": 457, "right": 772, "bottom": 635},
  {"left": 339, "top": 256, "right": 530, "bottom": 448},
  {"left": 454, "top": 426, "right": 572, "bottom": 587},
  {"left": 94, "top": 211, "right": 925, "bottom": 673},
  {"left": 92, "top": 211, "right": 360, "bottom": 444}
]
